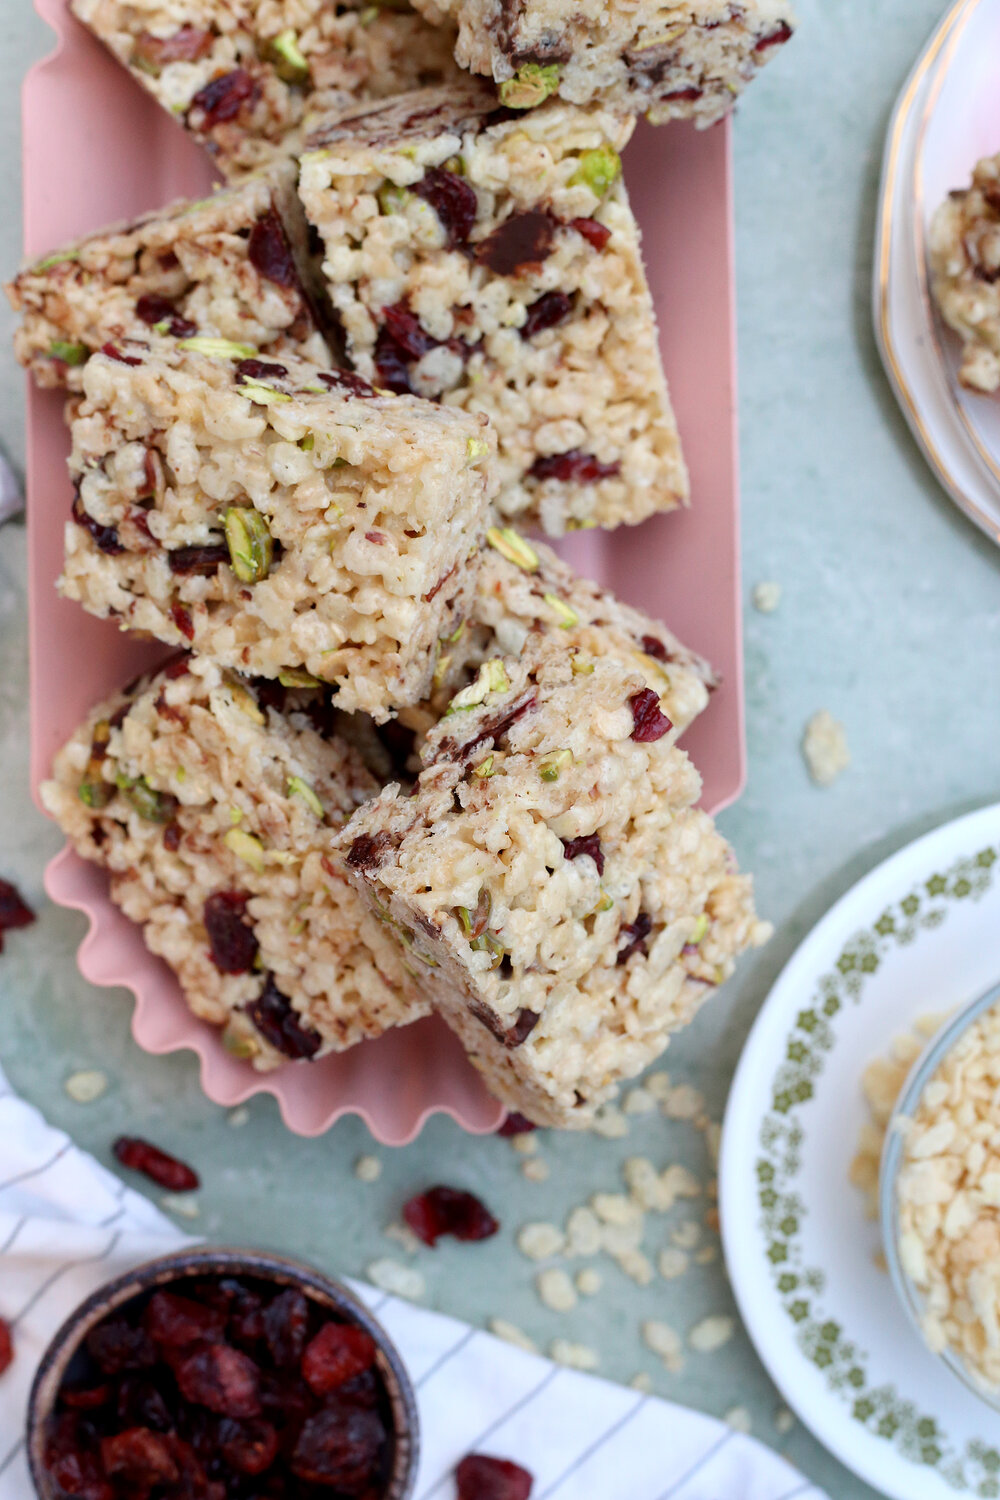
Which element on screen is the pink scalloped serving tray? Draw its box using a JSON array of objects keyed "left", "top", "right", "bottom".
[{"left": 24, "top": 0, "right": 744, "bottom": 1144}]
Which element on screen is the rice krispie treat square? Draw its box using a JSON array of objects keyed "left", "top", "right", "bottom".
[
  {"left": 406, "top": 0, "right": 795, "bottom": 126},
  {"left": 5, "top": 165, "right": 329, "bottom": 391},
  {"left": 333, "top": 637, "right": 767, "bottom": 1126},
  {"left": 299, "top": 85, "right": 688, "bottom": 536},
  {"left": 930, "top": 152, "right": 1000, "bottom": 393},
  {"left": 41, "top": 656, "right": 428, "bottom": 1068},
  {"left": 61, "top": 341, "right": 497, "bottom": 719},
  {"left": 71, "top": 0, "right": 461, "bottom": 179}
]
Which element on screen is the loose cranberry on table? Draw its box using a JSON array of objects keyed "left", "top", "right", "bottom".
[
  {"left": 112, "top": 1137, "right": 200, "bottom": 1193},
  {"left": 0, "top": 1316, "right": 13, "bottom": 1376},
  {"left": 0, "top": 875, "right": 36, "bottom": 955},
  {"left": 402, "top": 1186, "right": 500, "bottom": 1246},
  {"left": 42, "top": 1273, "right": 394, "bottom": 1499},
  {"left": 456, "top": 1453, "right": 534, "bottom": 1500}
]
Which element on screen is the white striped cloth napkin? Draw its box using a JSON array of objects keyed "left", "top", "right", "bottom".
[{"left": 0, "top": 1066, "right": 827, "bottom": 1500}]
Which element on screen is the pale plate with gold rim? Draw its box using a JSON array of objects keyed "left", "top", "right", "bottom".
[{"left": 720, "top": 803, "right": 1000, "bottom": 1500}]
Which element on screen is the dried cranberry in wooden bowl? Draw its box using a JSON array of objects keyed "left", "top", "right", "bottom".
[{"left": 26, "top": 1247, "right": 418, "bottom": 1500}]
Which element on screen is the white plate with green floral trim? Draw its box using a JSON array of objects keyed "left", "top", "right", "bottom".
[{"left": 720, "top": 803, "right": 1000, "bottom": 1500}]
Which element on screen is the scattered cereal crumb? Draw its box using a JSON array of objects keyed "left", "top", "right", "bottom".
[
  {"left": 642, "top": 1320, "right": 684, "bottom": 1373},
  {"left": 537, "top": 1267, "right": 577, "bottom": 1312},
  {"left": 658, "top": 1247, "right": 689, "bottom": 1281},
  {"left": 623, "top": 1087, "right": 657, "bottom": 1117},
  {"left": 689, "top": 1315, "right": 734, "bottom": 1353},
  {"left": 160, "top": 1194, "right": 200, "bottom": 1220},
  {"left": 367, "top": 1258, "right": 425, "bottom": 1301},
  {"left": 489, "top": 1319, "right": 539, "bottom": 1354},
  {"left": 354, "top": 1155, "right": 382, "bottom": 1183},
  {"left": 695, "top": 1245, "right": 718, "bottom": 1265},
  {"left": 752, "top": 581, "right": 782, "bottom": 614},
  {"left": 522, "top": 1157, "right": 550, "bottom": 1183},
  {"left": 511, "top": 1133, "right": 538, "bottom": 1156},
  {"left": 705, "top": 1122, "right": 722, "bottom": 1162},
  {"left": 724, "top": 1406, "right": 752, "bottom": 1434},
  {"left": 662, "top": 1084, "right": 705, "bottom": 1121},
  {"left": 592, "top": 1192, "right": 641, "bottom": 1227},
  {"left": 228, "top": 1106, "right": 250, "bottom": 1129},
  {"left": 576, "top": 1268, "right": 601, "bottom": 1297},
  {"left": 704, "top": 1208, "right": 720, "bottom": 1232},
  {"left": 383, "top": 1221, "right": 422, "bottom": 1256},
  {"left": 599, "top": 1221, "right": 644, "bottom": 1257},
  {"left": 64, "top": 1069, "right": 108, "bottom": 1105},
  {"left": 661, "top": 1164, "right": 701, "bottom": 1201},
  {"left": 615, "top": 1249, "right": 654, "bottom": 1286},
  {"left": 590, "top": 1103, "right": 629, "bottom": 1139},
  {"left": 565, "top": 1206, "right": 603, "bottom": 1257},
  {"left": 549, "top": 1338, "right": 599, "bottom": 1372},
  {"left": 517, "top": 1222, "right": 566, "bottom": 1260},
  {"left": 671, "top": 1220, "right": 701, "bottom": 1250},
  {"left": 774, "top": 1407, "right": 795, "bottom": 1435},
  {"left": 802, "top": 709, "right": 850, "bottom": 787},
  {"left": 645, "top": 1071, "right": 672, "bottom": 1102},
  {"left": 629, "top": 1371, "right": 653, "bottom": 1393}
]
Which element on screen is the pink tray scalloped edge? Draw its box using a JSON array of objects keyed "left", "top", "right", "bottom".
[{"left": 24, "top": 0, "right": 744, "bottom": 1144}]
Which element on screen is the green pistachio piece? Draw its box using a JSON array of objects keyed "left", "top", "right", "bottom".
[
  {"left": 288, "top": 775, "right": 324, "bottom": 818},
  {"left": 443, "top": 155, "right": 465, "bottom": 175},
  {"left": 571, "top": 655, "right": 595, "bottom": 675},
  {"left": 49, "top": 340, "right": 88, "bottom": 366},
  {"left": 78, "top": 779, "right": 113, "bottom": 809},
  {"left": 595, "top": 891, "right": 615, "bottom": 914},
  {"left": 486, "top": 526, "right": 539, "bottom": 572},
  {"left": 543, "top": 592, "right": 579, "bottom": 628},
  {"left": 538, "top": 747, "right": 573, "bottom": 781},
  {"left": 270, "top": 28, "right": 310, "bottom": 83},
  {"left": 377, "top": 181, "right": 413, "bottom": 215},
  {"left": 470, "top": 931, "right": 506, "bottom": 969},
  {"left": 35, "top": 249, "right": 80, "bottom": 271},
  {"left": 299, "top": 434, "right": 315, "bottom": 451},
  {"left": 114, "top": 773, "right": 175, "bottom": 823},
  {"left": 224, "top": 506, "right": 273, "bottom": 584},
  {"left": 278, "top": 667, "right": 322, "bottom": 688},
  {"left": 238, "top": 379, "right": 292, "bottom": 406},
  {"left": 224, "top": 679, "right": 266, "bottom": 725},
  {"left": 445, "top": 658, "right": 510, "bottom": 714},
  {"left": 498, "top": 62, "right": 561, "bottom": 109},
  {"left": 222, "top": 1019, "right": 262, "bottom": 1059},
  {"left": 466, "top": 435, "right": 491, "bottom": 463},
  {"left": 565, "top": 517, "right": 599, "bottom": 531},
  {"left": 177, "top": 336, "right": 257, "bottom": 360},
  {"left": 690, "top": 913, "right": 709, "bottom": 944},
  {"left": 569, "top": 146, "right": 622, "bottom": 198},
  {"left": 472, "top": 754, "right": 495, "bottom": 779},
  {"left": 224, "top": 827, "right": 266, "bottom": 872}
]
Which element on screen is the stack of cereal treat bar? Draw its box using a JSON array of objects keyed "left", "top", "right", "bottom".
[{"left": 7, "top": 0, "right": 788, "bottom": 1122}]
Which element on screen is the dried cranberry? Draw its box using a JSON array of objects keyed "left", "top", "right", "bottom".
[
  {"left": 173, "top": 1342, "right": 262, "bottom": 1418},
  {"left": 72, "top": 492, "right": 123, "bottom": 556},
  {"left": 116, "top": 1377, "right": 174, "bottom": 1431},
  {"left": 247, "top": 210, "right": 299, "bottom": 289},
  {"left": 263, "top": 1289, "right": 309, "bottom": 1369},
  {"left": 302, "top": 1323, "right": 377, "bottom": 1395},
  {"left": 755, "top": 20, "right": 793, "bottom": 51},
  {"left": 0, "top": 1318, "right": 12, "bottom": 1375},
  {"left": 101, "top": 341, "right": 143, "bottom": 366},
  {"left": 218, "top": 1416, "right": 279, "bottom": 1475},
  {"left": 659, "top": 86, "right": 703, "bottom": 102},
  {"left": 568, "top": 216, "right": 611, "bottom": 251},
  {"left": 403, "top": 1186, "right": 499, "bottom": 1247},
  {"left": 203, "top": 891, "right": 258, "bottom": 975},
  {"left": 246, "top": 975, "right": 323, "bottom": 1060},
  {"left": 382, "top": 302, "right": 437, "bottom": 360},
  {"left": 496, "top": 1112, "right": 537, "bottom": 1137},
  {"left": 475, "top": 210, "right": 558, "bottom": 276},
  {"left": 189, "top": 68, "right": 259, "bottom": 129},
  {"left": 133, "top": 25, "right": 214, "bottom": 70},
  {"left": 640, "top": 634, "right": 669, "bottom": 661},
  {"left": 373, "top": 326, "right": 415, "bottom": 394},
  {"left": 521, "top": 290, "right": 572, "bottom": 339},
  {"left": 101, "top": 1427, "right": 179, "bottom": 1487},
  {"left": 163, "top": 652, "right": 192, "bottom": 679},
  {"left": 506, "top": 1008, "right": 539, "bottom": 1046},
  {"left": 170, "top": 601, "right": 195, "bottom": 640},
  {"left": 59, "top": 1384, "right": 111, "bottom": 1411},
  {"left": 617, "top": 911, "right": 652, "bottom": 965},
  {"left": 135, "top": 293, "right": 197, "bottom": 338},
  {"left": 560, "top": 833, "right": 604, "bottom": 875},
  {"left": 236, "top": 357, "right": 289, "bottom": 382},
  {"left": 45, "top": 1449, "right": 113, "bottom": 1500},
  {"left": 0, "top": 878, "right": 35, "bottom": 958},
  {"left": 86, "top": 1320, "right": 157, "bottom": 1376},
  {"left": 291, "top": 1402, "right": 385, "bottom": 1489},
  {"left": 317, "top": 368, "right": 376, "bottom": 399},
  {"left": 456, "top": 1454, "right": 534, "bottom": 1500},
  {"left": 528, "top": 450, "right": 621, "bottom": 483},
  {"left": 145, "top": 1290, "right": 227, "bottom": 1350},
  {"left": 113, "top": 1136, "right": 201, "bottom": 1192},
  {"left": 168, "top": 542, "right": 229, "bottom": 575},
  {"left": 337, "top": 1368, "right": 380, "bottom": 1409},
  {"left": 628, "top": 687, "right": 672, "bottom": 743},
  {"left": 412, "top": 167, "right": 478, "bottom": 247}
]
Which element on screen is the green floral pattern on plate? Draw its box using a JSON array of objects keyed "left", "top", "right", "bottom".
[{"left": 757, "top": 845, "right": 1000, "bottom": 1493}]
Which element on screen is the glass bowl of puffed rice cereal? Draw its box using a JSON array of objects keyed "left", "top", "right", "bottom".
[{"left": 880, "top": 978, "right": 1000, "bottom": 1406}]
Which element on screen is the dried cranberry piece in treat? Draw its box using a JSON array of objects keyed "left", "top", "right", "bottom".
[
  {"left": 101, "top": 1428, "right": 179, "bottom": 1488},
  {"left": 412, "top": 167, "right": 478, "bottom": 247},
  {"left": 235, "top": 357, "right": 289, "bottom": 383},
  {"left": 246, "top": 975, "right": 323, "bottom": 1060},
  {"left": 474, "top": 210, "right": 558, "bottom": 276},
  {"left": 133, "top": 24, "right": 214, "bottom": 70},
  {"left": 568, "top": 216, "right": 611, "bottom": 251},
  {"left": 101, "top": 341, "right": 143, "bottom": 366},
  {"left": 755, "top": 20, "right": 793, "bottom": 51},
  {"left": 263, "top": 1288, "right": 309, "bottom": 1369},
  {"left": 168, "top": 542, "right": 229, "bottom": 575},
  {"left": 116, "top": 1377, "right": 174, "bottom": 1431},
  {"left": 72, "top": 492, "right": 123, "bottom": 556},
  {"left": 617, "top": 911, "right": 652, "bottom": 965},
  {"left": 628, "top": 687, "right": 672, "bottom": 743},
  {"left": 189, "top": 68, "right": 259, "bottom": 129},
  {"left": 302, "top": 1323, "right": 377, "bottom": 1395},
  {"left": 0, "top": 878, "right": 35, "bottom": 957},
  {"left": 560, "top": 833, "right": 604, "bottom": 875},
  {"left": 218, "top": 1416, "right": 279, "bottom": 1476},
  {"left": 203, "top": 891, "right": 258, "bottom": 975},
  {"left": 173, "top": 1342, "right": 262, "bottom": 1418},
  {"left": 113, "top": 1136, "right": 201, "bottom": 1192},
  {"left": 247, "top": 209, "right": 299, "bottom": 289},
  {"left": 170, "top": 601, "right": 195, "bottom": 640},
  {"left": 291, "top": 1402, "right": 386, "bottom": 1489},
  {"left": 317, "top": 368, "right": 376, "bottom": 399},
  {"left": 45, "top": 1450, "right": 113, "bottom": 1500},
  {"left": 0, "top": 1318, "right": 11, "bottom": 1375},
  {"left": 381, "top": 302, "right": 437, "bottom": 360},
  {"left": 163, "top": 652, "right": 193, "bottom": 679},
  {"left": 496, "top": 1112, "right": 536, "bottom": 1138},
  {"left": 86, "top": 1319, "right": 158, "bottom": 1376},
  {"left": 456, "top": 1454, "right": 534, "bottom": 1500},
  {"left": 146, "top": 1290, "right": 227, "bottom": 1350},
  {"left": 639, "top": 634, "right": 669, "bottom": 661},
  {"left": 135, "top": 293, "right": 197, "bottom": 338},
  {"left": 528, "top": 450, "right": 621, "bottom": 483},
  {"left": 521, "top": 290, "right": 572, "bottom": 339},
  {"left": 373, "top": 326, "right": 414, "bottom": 394},
  {"left": 659, "top": 85, "right": 702, "bottom": 102},
  {"left": 403, "top": 1186, "right": 499, "bottom": 1247}
]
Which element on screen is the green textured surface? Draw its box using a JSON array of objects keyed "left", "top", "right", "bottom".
[{"left": 2, "top": 4, "right": 999, "bottom": 1497}]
